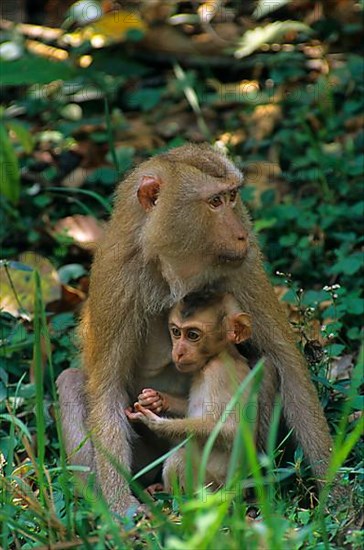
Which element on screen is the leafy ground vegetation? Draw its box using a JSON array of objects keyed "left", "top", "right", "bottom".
[{"left": 0, "top": 1, "right": 363, "bottom": 548}]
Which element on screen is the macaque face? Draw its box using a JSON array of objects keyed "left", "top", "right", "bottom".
[
  {"left": 203, "top": 185, "right": 249, "bottom": 265},
  {"left": 168, "top": 306, "right": 225, "bottom": 373},
  {"left": 137, "top": 149, "right": 250, "bottom": 273}
]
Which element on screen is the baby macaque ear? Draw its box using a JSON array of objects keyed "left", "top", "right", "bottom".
[
  {"left": 137, "top": 175, "right": 162, "bottom": 211},
  {"left": 227, "top": 313, "right": 252, "bottom": 344}
]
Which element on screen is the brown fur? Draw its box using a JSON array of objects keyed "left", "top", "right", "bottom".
[{"left": 57, "top": 144, "right": 332, "bottom": 514}]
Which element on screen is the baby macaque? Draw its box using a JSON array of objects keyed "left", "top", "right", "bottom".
[{"left": 126, "top": 289, "right": 255, "bottom": 491}]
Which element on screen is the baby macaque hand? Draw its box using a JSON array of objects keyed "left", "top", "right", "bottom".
[
  {"left": 126, "top": 403, "right": 162, "bottom": 426},
  {"left": 124, "top": 406, "right": 141, "bottom": 423},
  {"left": 137, "top": 388, "right": 167, "bottom": 414}
]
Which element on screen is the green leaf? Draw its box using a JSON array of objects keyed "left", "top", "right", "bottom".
[
  {"left": 87, "top": 166, "right": 119, "bottom": 186},
  {"left": 350, "top": 395, "right": 363, "bottom": 411},
  {"left": 345, "top": 297, "right": 364, "bottom": 316},
  {"left": 279, "top": 234, "right": 297, "bottom": 247},
  {"left": 0, "top": 413, "right": 32, "bottom": 440},
  {"left": 0, "top": 381, "right": 6, "bottom": 402},
  {"left": 51, "top": 312, "right": 76, "bottom": 332},
  {"left": 105, "top": 146, "right": 135, "bottom": 176},
  {"left": 0, "top": 123, "right": 20, "bottom": 205},
  {"left": 254, "top": 218, "right": 277, "bottom": 232},
  {"left": 297, "top": 509, "right": 311, "bottom": 526},
  {"left": 281, "top": 288, "right": 298, "bottom": 304},
  {"left": 330, "top": 254, "right": 363, "bottom": 276},
  {"left": 126, "top": 88, "right": 164, "bottom": 112},
  {"left": 327, "top": 343, "right": 346, "bottom": 357},
  {"left": 18, "top": 383, "right": 36, "bottom": 399},
  {"left": 302, "top": 290, "right": 328, "bottom": 306},
  {"left": 235, "top": 21, "right": 312, "bottom": 59},
  {"left": 1, "top": 56, "right": 76, "bottom": 86},
  {"left": 347, "top": 327, "right": 361, "bottom": 340}
]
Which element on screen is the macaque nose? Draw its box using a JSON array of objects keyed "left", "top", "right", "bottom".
[
  {"left": 172, "top": 344, "right": 185, "bottom": 363},
  {"left": 237, "top": 230, "right": 248, "bottom": 251},
  {"left": 176, "top": 346, "right": 185, "bottom": 360},
  {"left": 236, "top": 230, "right": 249, "bottom": 257}
]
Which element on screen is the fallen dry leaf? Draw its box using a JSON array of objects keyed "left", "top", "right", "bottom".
[
  {"left": 0, "top": 252, "right": 61, "bottom": 316},
  {"left": 328, "top": 354, "right": 354, "bottom": 381},
  {"left": 245, "top": 161, "right": 281, "bottom": 206},
  {"left": 250, "top": 105, "right": 282, "bottom": 141},
  {"left": 53, "top": 215, "right": 105, "bottom": 250},
  {"left": 61, "top": 283, "right": 86, "bottom": 309},
  {"left": 61, "top": 166, "right": 92, "bottom": 188}
]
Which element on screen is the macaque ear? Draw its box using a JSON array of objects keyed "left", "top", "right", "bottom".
[
  {"left": 137, "top": 175, "right": 162, "bottom": 212},
  {"left": 227, "top": 313, "right": 252, "bottom": 344}
]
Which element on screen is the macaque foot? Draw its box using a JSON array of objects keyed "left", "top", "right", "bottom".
[
  {"left": 325, "top": 480, "right": 354, "bottom": 518},
  {"left": 112, "top": 494, "right": 151, "bottom": 519},
  {"left": 246, "top": 506, "right": 260, "bottom": 520},
  {"left": 145, "top": 483, "right": 165, "bottom": 497}
]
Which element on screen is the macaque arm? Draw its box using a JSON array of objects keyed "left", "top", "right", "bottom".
[
  {"left": 81, "top": 296, "right": 145, "bottom": 513},
  {"left": 238, "top": 266, "right": 333, "bottom": 481},
  {"left": 126, "top": 404, "right": 235, "bottom": 448},
  {"left": 56, "top": 368, "right": 94, "bottom": 477},
  {"left": 163, "top": 393, "right": 188, "bottom": 416}
]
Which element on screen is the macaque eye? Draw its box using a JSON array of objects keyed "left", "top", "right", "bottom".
[
  {"left": 171, "top": 327, "right": 181, "bottom": 338},
  {"left": 187, "top": 330, "right": 201, "bottom": 342},
  {"left": 208, "top": 195, "right": 223, "bottom": 209},
  {"left": 229, "top": 190, "right": 237, "bottom": 202}
]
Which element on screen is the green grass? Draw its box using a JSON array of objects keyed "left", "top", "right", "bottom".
[{"left": 0, "top": 274, "right": 362, "bottom": 548}]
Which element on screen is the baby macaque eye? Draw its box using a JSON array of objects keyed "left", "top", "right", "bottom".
[
  {"left": 208, "top": 195, "right": 223, "bottom": 208},
  {"left": 171, "top": 327, "right": 181, "bottom": 338},
  {"left": 187, "top": 330, "right": 201, "bottom": 342},
  {"left": 229, "top": 189, "right": 237, "bottom": 202}
]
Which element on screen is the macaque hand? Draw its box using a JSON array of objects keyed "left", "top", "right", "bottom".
[
  {"left": 131, "top": 403, "right": 163, "bottom": 426},
  {"left": 124, "top": 406, "right": 143, "bottom": 423},
  {"left": 137, "top": 388, "right": 167, "bottom": 414}
]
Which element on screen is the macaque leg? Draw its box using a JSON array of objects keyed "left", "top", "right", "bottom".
[
  {"left": 56, "top": 369, "right": 94, "bottom": 483},
  {"left": 256, "top": 360, "right": 279, "bottom": 450},
  {"left": 87, "top": 386, "right": 141, "bottom": 513},
  {"left": 86, "top": 384, "right": 170, "bottom": 512},
  {"left": 57, "top": 370, "right": 164, "bottom": 499},
  {"left": 132, "top": 423, "right": 170, "bottom": 486},
  {"left": 163, "top": 449, "right": 186, "bottom": 493}
]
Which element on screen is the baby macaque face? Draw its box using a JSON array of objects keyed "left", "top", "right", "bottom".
[{"left": 168, "top": 304, "right": 225, "bottom": 373}]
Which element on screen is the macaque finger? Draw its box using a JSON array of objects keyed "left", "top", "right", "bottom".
[
  {"left": 142, "top": 397, "right": 163, "bottom": 408},
  {"left": 125, "top": 408, "right": 144, "bottom": 422},
  {"left": 145, "top": 483, "right": 164, "bottom": 497},
  {"left": 134, "top": 402, "right": 160, "bottom": 421},
  {"left": 139, "top": 395, "right": 160, "bottom": 406},
  {"left": 139, "top": 389, "right": 159, "bottom": 400},
  {"left": 148, "top": 400, "right": 163, "bottom": 411}
]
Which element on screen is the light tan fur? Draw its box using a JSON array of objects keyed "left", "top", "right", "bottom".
[{"left": 127, "top": 296, "right": 254, "bottom": 490}]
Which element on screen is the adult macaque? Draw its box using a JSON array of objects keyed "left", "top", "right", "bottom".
[
  {"left": 126, "top": 289, "right": 255, "bottom": 491},
  {"left": 57, "top": 144, "right": 333, "bottom": 514}
]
